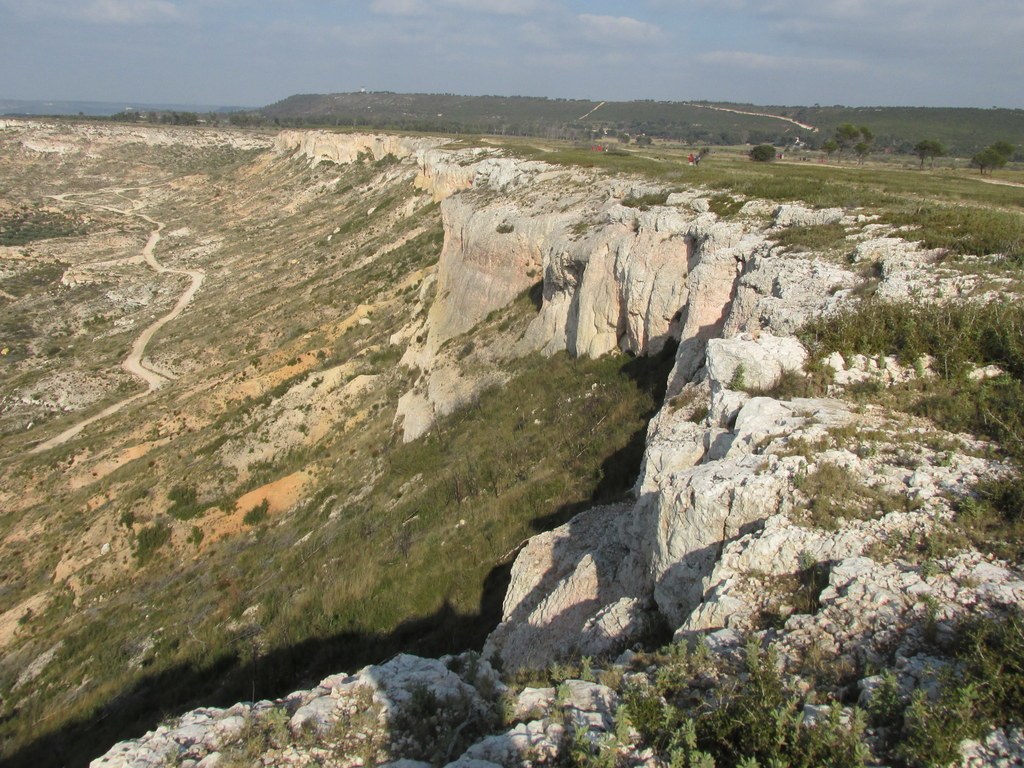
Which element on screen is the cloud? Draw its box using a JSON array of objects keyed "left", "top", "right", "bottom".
[
  {"left": 0, "top": 0, "right": 181, "bottom": 23},
  {"left": 443, "top": 0, "right": 544, "bottom": 14},
  {"left": 80, "top": 0, "right": 181, "bottom": 23},
  {"left": 370, "top": 0, "right": 427, "bottom": 16},
  {"left": 681, "top": 0, "right": 1024, "bottom": 45},
  {"left": 695, "top": 50, "right": 863, "bottom": 74},
  {"left": 578, "top": 14, "right": 663, "bottom": 43}
]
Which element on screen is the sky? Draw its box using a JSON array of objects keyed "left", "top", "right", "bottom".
[{"left": 1, "top": 0, "right": 1022, "bottom": 109}]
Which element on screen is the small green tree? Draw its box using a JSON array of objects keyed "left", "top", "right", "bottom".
[
  {"left": 833, "top": 123, "right": 873, "bottom": 160},
  {"left": 749, "top": 144, "right": 776, "bottom": 162},
  {"left": 973, "top": 146, "right": 1008, "bottom": 174},
  {"left": 913, "top": 139, "right": 946, "bottom": 168},
  {"left": 854, "top": 141, "right": 872, "bottom": 163},
  {"left": 821, "top": 139, "right": 839, "bottom": 160},
  {"left": 991, "top": 140, "right": 1016, "bottom": 160}
]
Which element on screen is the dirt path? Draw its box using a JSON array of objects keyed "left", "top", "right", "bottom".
[
  {"left": 978, "top": 177, "right": 1024, "bottom": 189},
  {"left": 31, "top": 189, "right": 205, "bottom": 453},
  {"left": 686, "top": 103, "right": 817, "bottom": 132},
  {"left": 577, "top": 101, "right": 606, "bottom": 121}
]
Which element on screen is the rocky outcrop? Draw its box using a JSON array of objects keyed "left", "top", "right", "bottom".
[
  {"left": 395, "top": 176, "right": 779, "bottom": 440},
  {"left": 275, "top": 130, "right": 447, "bottom": 166},
  {"left": 773, "top": 204, "right": 845, "bottom": 228},
  {"left": 485, "top": 308, "right": 1011, "bottom": 671},
  {"left": 90, "top": 653, "right": 624, "bottom": 768},
  {"left": 483, "top": 503, "right": 651, "bottom": 670},
  {"left": 721, "top": 252, "right": 857, "bottom": 337}
]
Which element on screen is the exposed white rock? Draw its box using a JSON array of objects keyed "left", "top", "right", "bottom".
[
  {"left": 91, "top": 652, "right": 505, "bottom": 768},
  {"left": 723, "top": 253, "right": 858, "bottom": 336},
  {"left": 705, "top": 333, "right": 808, "bottom": 392},
  {"left": 484, "top": 503, "right": 650, "bottom": 670},
  {"left": 773, "top": 204, "right": 845, "bottom": 228},
  {"left": 275, "top": 130, "right": 446, "bottom": 167}
]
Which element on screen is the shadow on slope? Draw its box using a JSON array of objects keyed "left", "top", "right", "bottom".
[
  {"left": 529, "top": 338, "right": 677, "bottom": 533},
  {"left": 5, "top": 563, "right": 512, "bottom": 768}
]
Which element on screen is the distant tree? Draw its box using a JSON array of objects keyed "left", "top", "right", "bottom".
[
  {"left": 618, "top": 132, "right": 630, "bottom": 144},
  {"left": 749, "top": 144, "right": 776, "bottom": 162},
  {"left": 913, "top": 139, "right": 947, "bottom": 168},
  {"left": 635, "top": 135, "right": 653, "bottom": 146},
  {"left": 991, "top": 140, "right": 1016, "bottom": 160},
  {"left": 834, "top": 123, "right": 861, "bottom": 158},
  {"left": 821, "top": 139, "right": 839, "bottom": 160},
  {"left": 854, "top": 141, "right": 872, "bottom": 163},
  {"left": 972, "top": 146, "right": 1008, "bottom": 174},
  {"left": 833, "top": 123, "right": 873, "bottom": 160}
]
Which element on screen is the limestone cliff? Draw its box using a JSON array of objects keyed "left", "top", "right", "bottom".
[
  {"left": 88, "top": 130, "right": 1024, "bottom": 768},
  {"left": 274, "top": 130, "right": 447, "bottom": 166}
]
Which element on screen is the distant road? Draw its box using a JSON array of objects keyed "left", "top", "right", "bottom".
[
  {"left": 685, "top": 103, "right": 817, "bottom": 132},
  {"left": 31, "top": 189, "right": 204, "bottom": 453},
  {"left": 577, "top": 101, "right": 606, "bottom": 121}
]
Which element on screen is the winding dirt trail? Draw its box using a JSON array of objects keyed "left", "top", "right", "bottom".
[
  {"left": 31, "top": 189, "right": 205, "bottom": 453},
  {"left": 685, "top": 103, "right": 817, "bottom": 132}
]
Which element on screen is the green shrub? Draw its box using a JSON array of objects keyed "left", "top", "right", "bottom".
[
  {"left": 793, "top": 462, "right": 906, "bottom": 529},
  {"left": 873, "top": 608, "right": 1024, "bottom": 767},
  {"left": 749, "top": 144, "right": 776, "bottom": 162},
  {"left": 800, "top": 299, "right": 1024, "bottom": 447},
  {"left": 772, "top": 222, "right": 848, "bottom": 253},
  {"left": 167, "top": 484, "right": 203, "bottom": 520},
  {"left": 897, "top": 684, "right": 983, "bottom": 767},
  {"left": 623, "top": 641, "right": 868, "bottom": 768},
  {"left": 622, "top": 191, "right": 670, "bottom": 210},
  {"left": 884, "top": 205, "right": 1024, "bottom": 262},
  {"left": 135, "top": 522, "right": 171, "bottom": 564},
  {"left": 243, "top": 499, "right": 270, "bottom": 526},
  {"left": 707, "top": 194, "right": 744, "bottom": 219}
]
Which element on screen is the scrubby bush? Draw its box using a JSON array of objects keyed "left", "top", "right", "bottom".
[
  {"left": 243, "top": 499, "right": 270, "bottom": 526},
  {"left": 621, "top": 641, "right": 869, "bottom": 768},
  {"left": 135, "top": 522, "right": 171, "bottom": 564},
  {"left": 167, "top": 484, "right": 203, "bottom": 520},
  {"left": 621, "top": 191, "right": 670, "bottom": 209}
]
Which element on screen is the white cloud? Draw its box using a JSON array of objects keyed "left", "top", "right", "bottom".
[
  {"left": 370, "top": 0, "right": 427, "bottom": 16},
  {"left": 683, "top": 0, "right": 1024, "bottom": 44},
  {"left": 0, "top": 0, "right": 181, "bottom": 23},
  {"left": 695, "top": 50, "right": 863, "bottom": 73},
  {"left": 443, "top": 0, "right": 544, "bottom": 14},
  {"left": 578, "top": 14, "right": 663, "bottom": 43},
  {"left": 81, "top": 0, "right": 181, "bottom": 23}
]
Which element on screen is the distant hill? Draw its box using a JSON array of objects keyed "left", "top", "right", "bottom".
[{"left": 258, "top": 92, "right": 1024, "bottom": 156}]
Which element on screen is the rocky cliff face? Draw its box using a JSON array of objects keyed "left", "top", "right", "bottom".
[
  {"left": 275, "top": 130, "right": 447, "bottom": 166},
  {"left": 394, "top": 161, "right": 785, "bottom": 441},
  {"left": 91, "top": 131, "right": 1024, "bottom": 768},
  {"left": 236, "top": 131, "right": 1024, "bottom": 674}
]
